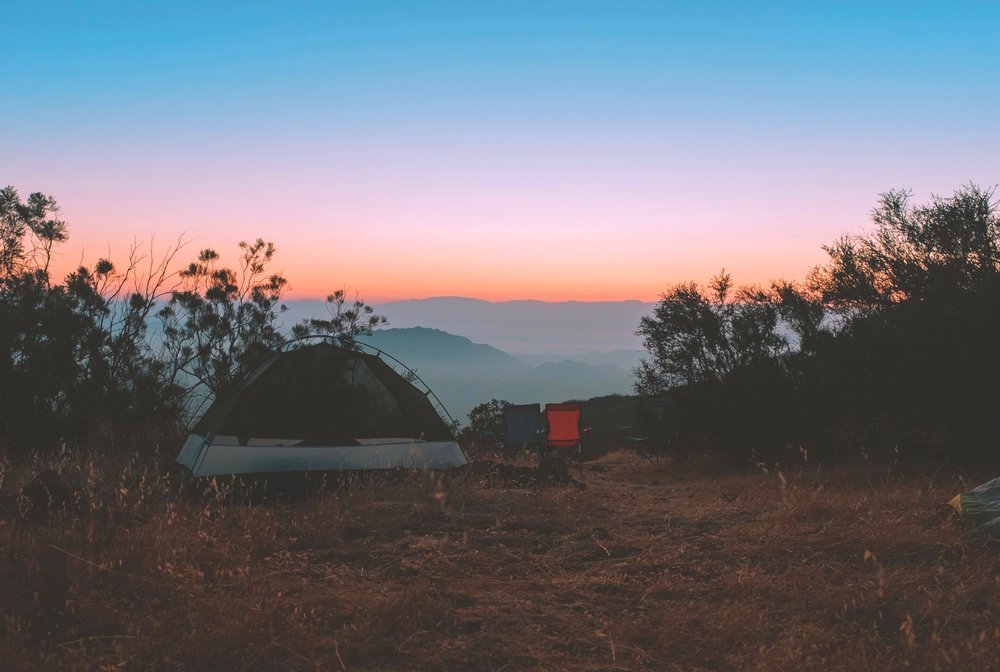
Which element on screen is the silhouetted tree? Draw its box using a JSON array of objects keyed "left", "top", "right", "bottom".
[
  {"left": 291, "top": 288, "right": 387, "bottom": 341},
  {"left": 159, "top": 240, "right": 289, "bottom": 400},
  {"left": 634, "top": 271, "right": 787, "bottom": 395},
  {"left": 632, "top": 272, "right": 796, "bottom": 461},
  {"left": 466, "top": 399, "right": 511, "bottom": 437},
  {"left": 2, "top": 186, "right": 386, "bottom": 450},
  {"left": 810, "top": 184, "right": 1000, "bottom": 310},
  {"left": 159, "top": 242, "right": 386, "bottom": 419},
  {"left": 1, "top": 187, "right": 183, "bottom": 448},
  {"left": 771, "top": 279, "right": 828, "bottom": 354},
  {"left": 635, "top": 184, "right": 1000, "bottom": 466},
  {"left": 0, "top": 186, "right": 67, "bottom": 277},
  {"left": 805, "top": 184, "right": 1000, "bottom": 459}
]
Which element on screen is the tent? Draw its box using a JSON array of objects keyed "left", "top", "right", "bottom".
[
  {"left": 176, "top": 340, "right": 467, "bottom": 477},
  {"left": 949, "top": 476, "right": 1000, "bottom": 535}
]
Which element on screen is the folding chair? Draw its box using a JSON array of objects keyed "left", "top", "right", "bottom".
[
  {"left": 616, "top": 425, "right": 656, "bottom": 464},
  {"left": 544, "top": 402, "right": 584, "bottom": 460},
  {"left": 504, "top": 403, "right": 543, "bottom": 455}
]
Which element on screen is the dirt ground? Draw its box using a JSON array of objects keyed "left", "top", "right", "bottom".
[{"left": 2, "top": 451, "right": 999, "bottom": 670}]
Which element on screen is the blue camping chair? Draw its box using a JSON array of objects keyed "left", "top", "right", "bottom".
[{"left": 504, "top": 403, "right": 543, "bottom": 453}]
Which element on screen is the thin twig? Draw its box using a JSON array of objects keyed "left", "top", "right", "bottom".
[
  {"left": 57, "top": 634, "right": 163, "bottom": 648},
  {"left": 398, "top": 630, "right": 427, "bottom": 652},
  {"left": 47, "top": 544, "right": 167, "bottom": 589},
  {"left": 333, "top": 639, "right": 348, "bottom": 671}
]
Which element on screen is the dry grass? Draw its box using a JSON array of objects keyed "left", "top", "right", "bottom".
[{"left": 2, "top": 448, "right": 999, "bottom": 671}]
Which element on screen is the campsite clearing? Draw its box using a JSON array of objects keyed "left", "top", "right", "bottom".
[{"left": 2, "top": 451, "right": 999, "bottom": 670}]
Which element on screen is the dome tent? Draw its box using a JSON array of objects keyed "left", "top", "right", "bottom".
[
  {"left": 176, "top": 338, "right": 467, "bottom": 477},
  {"left": 949, "top": 476, "right": 1000, "bottom": 536}
]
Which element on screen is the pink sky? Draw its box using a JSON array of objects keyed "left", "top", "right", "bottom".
[
  {"left": 23, "top": 124, "right": 980, "bottom": 303},
  {"left": 31, "top": 156, "right": 964, "bottom": 303},
  {"left": 37, "top": 186, "right": 844, "bottom": 303},
  {"left": 6, "top": 3, "right": 997, "bottom": 302}
]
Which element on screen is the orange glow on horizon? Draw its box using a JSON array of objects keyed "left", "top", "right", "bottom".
[
  {"left": 43, "top": 228, "right": 829, "bottom": 305},
  {"left": 36, "top": 182, "right": 848, "bottom": 306}
]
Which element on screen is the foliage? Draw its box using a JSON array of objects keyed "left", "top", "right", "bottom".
[
  {"left": 159, "top": 242, "right": 386, "bottom": 417},
  {"left": 810, "top": 185, "right": 1000, "bottom": 311},
  {"left": 465, "top": 398, "right": 511, "bottom": 437},
  {"left": 634, "top": 271, "right": 787, "bottom": 394},
  {"left": 58, "top": 246, "right": 185, "bottom": 435},
  {"left": 0, "top": 186, "right": 67, "bottom": 276},
  {"left": 633, "top": 272, "right": 798, "bottom": 461},
  {"left": 1, "top": 186, "right": 384, "bottom": 450},
  {"left": 158, "top": 241, "right": 289, "bottom": 399},
  {"left": 771, "top": 279, "right": 827, "bottom": 354},
  {"left": 805, "top": 184, "right": 1000, "bottom": 460},
  {"left": 0, "top": 187, "right": 183, "bottom": 449},
  {"left": 636, "top": 184, "right": 1000, "bottom": 466},
  {"left": 291, "top": 289, "right": 387, "bottom": 342}
]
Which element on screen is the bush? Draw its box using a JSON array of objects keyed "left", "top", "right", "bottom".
[{"left": 637, "top": 185, "right": 1000, "bottom": 467}]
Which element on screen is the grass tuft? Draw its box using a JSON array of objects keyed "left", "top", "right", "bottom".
[{"left": 1, "top": 449, "right": 998, "bottom": 670}]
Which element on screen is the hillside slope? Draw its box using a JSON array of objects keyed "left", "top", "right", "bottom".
[{"left": 356, "top": 327, "right": 634, "bottom": 420}]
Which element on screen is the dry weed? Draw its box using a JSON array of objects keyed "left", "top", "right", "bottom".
[{"left": 1, "top": 449, "right": 998, "bottom": 670}]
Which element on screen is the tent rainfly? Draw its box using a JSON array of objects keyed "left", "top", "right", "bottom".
[
  {"left": 176, "top": 341, "right": 467, "bottom": 477},
  {"left": 949, "top": 476, "right": 1000, "bottom": 536}
]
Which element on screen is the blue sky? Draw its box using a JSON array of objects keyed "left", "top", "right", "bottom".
[{"left": 3, "top": 1, "right": 998, "bottom": 300}]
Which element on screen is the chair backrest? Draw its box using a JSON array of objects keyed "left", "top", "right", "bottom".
[
  {"left": 544, "top": 402, "right": 582, "bottom": 449},
  {"left": 504, "top": 403, "right": 542, "bottom": 445}
]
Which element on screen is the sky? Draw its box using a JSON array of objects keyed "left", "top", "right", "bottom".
[{"left": 3, "top": 1, "right": 998, "bottom": 302}]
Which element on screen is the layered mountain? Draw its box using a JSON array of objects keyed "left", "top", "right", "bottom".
[
  {"left": 354, "top": 327, "right": 635, "bottom": 421},
  {"left": 376, "top": 297, "right": 654, "bottom": 355},
  {"left": 282, "top": 297, "right": 655, "bottom": 356},
  {"left": 357, "top": 327, "right": 529, "bottom": 379}
]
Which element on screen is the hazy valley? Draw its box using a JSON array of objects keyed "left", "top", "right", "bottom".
[{"left": 283, "top": 297, "right": 647, "bottom": 420}]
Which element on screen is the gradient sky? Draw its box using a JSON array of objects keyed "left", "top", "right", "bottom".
[{"left": 3, "top": 1, "right": 998, "bottom": 301}]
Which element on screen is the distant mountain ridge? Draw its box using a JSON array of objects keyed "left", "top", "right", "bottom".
[
  {"left": 353, "top": 326, "right": 635, "bottom": 420},
  {"left": 277, "top": 298, "right": 650, "bottom": 419},
  {"left": 357, "top": 327, "right": 528, "bottom": 379},
  {"left": 281, "top": 296, "right": 655, "bottom": 356},
  {"left": 514, "top": 349, "right": 644, "bottom": 370}
]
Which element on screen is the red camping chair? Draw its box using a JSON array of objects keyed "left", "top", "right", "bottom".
[{"left": 544, "top": 402, "right": 584, "bottom": 459}]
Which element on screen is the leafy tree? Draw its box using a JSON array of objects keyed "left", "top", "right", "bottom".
[
  {"left": 0, "top": 186, "right": 67, "bottom": 277},
  {"left": 1, "top": 187, "right": 183, "bottom": 448},
  {"left": 810, "top": 184, "right": 1000, "bottom": 311},
  {"left": 0, "top": 269, "right": 88, "bottom": 444},
  {"left": 634, "top": 270, "right": 787, "bottom": 395},
  {"left": 466, "top": 399, "right": 511, "bottom": 437},
  {"left": 2, "top": 185, "right": 386, "bottom": 450},
  {"left": 771, "top": 280, "right": 828, "bottom": 355},
  {"left": 291, "top": 289, "right": 387, "bottom": 341},
  {"left": 805, "top": 184, "right": 1000, "bottom": 458},
  {"left": 634, "top": 272, "right": 835, "bottom": 462},
  {"left": 159, "top": 242, "right": 386, "bottom": 418},
  {"left": 62, "top": 245, "right": 185, "bottom": 434},
  {"left": 634, "top": 185, "right": 1000, "bottom": 465},
  {"left": 159, "top": 240, "right": 289, "bottom": 400}
]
